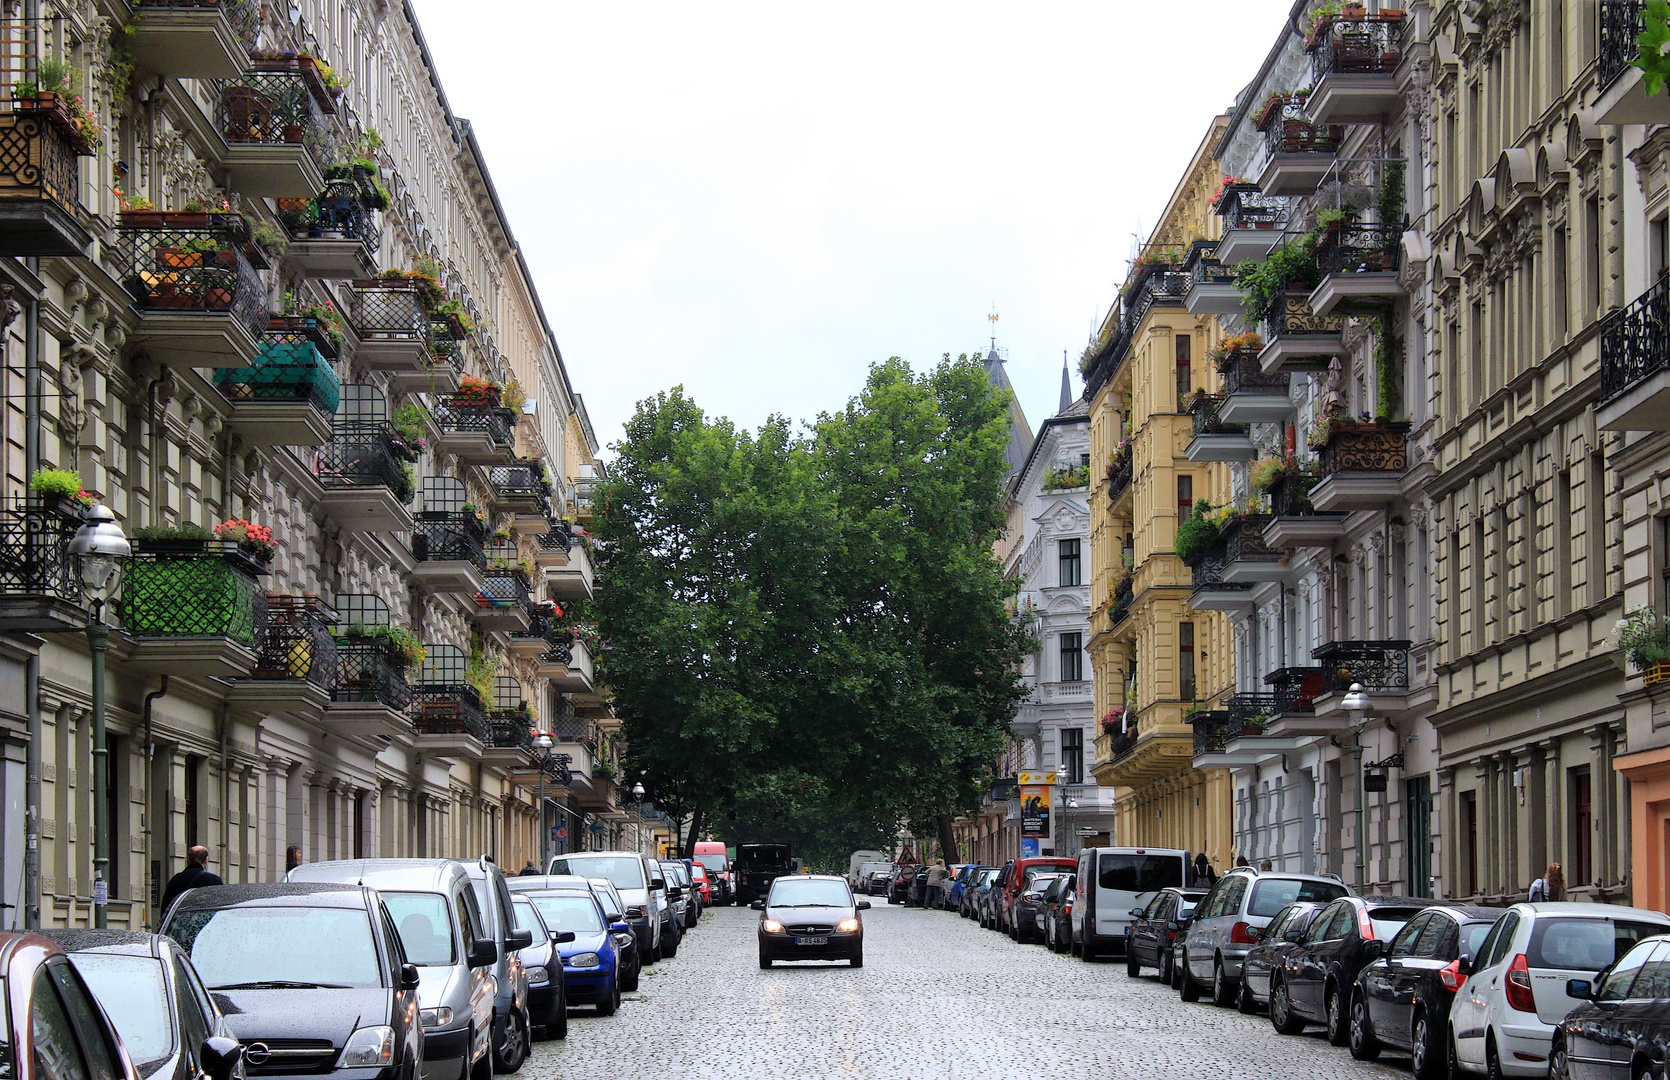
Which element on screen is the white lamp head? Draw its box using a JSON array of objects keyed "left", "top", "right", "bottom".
[
  {"left": 632, "top": 782, "right": 646, "bottom": 799},
  {"left": 533, "top": 733, "right": 553, "bottom": 750},
  {"left": 68, "top": 506, "right": 129, "bottom": 593},
  {"left": 1340, "top": 682, "right": 1369, "bottom": 714}
]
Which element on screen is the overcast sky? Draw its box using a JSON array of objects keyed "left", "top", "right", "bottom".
[{"left": 407, "top": 0, "right": 1297, "bottom": 451}]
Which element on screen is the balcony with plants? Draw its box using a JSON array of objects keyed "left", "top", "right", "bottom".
[
  {"left": 119, "top": 519, "right": 275, "bottom": 677},
  {"left": 275, "top": 137, "right": 387, "bottom": 278},
  {"left": 481, "top": 677, "right": 537, "bottom": 765},
  {"left": 226, "top": 593, "right": 337, "bottom": 718},
  {"left": 1217, "top": 508, "right": 1288, "bottom": 584},
  {"left": 1083, "top": 248, "right": 1191, "bottom": 392},
  {"left": 1306, "top": 408, "right": 1410, "bottom": 510},
  {"left": 1235, "top": 238, "right": 1344, "bottom": 374},
  {"left": 410, "top": 644, "right": 487, "bottom": 748},
  {"left": 1106, "top": 439, "right": 1133, "bottom": 507},
  {"left": 212, "top": 52, "right": 341, "bottom": 197},
  {"left": 0, "top": 470, "right": 96, "bottom": 633},
  {"left": 1305, "top": 4, "right": 1407, "bottom": 125},
  {"left": 541, "top": 625, "right": 595, "bottom": 694},
  {"left": 329, "top": 620, "right": 421, "bottom": 725},
  {"left": 1595, "top": 0, "right": 1670, "bottom": 125},
  {"left": 475, "top": 554, "right": 534, "bottom": 633},
  {"left": 1618, "top": 606, "right": 1670, "bottom": 688},
  {"left": 113, "top": 209, "right": 269, "bottom": 365},
  {"left": 1210, "top": 177, "right": 1290, "bottom": 264},
  {"left": 490, "top": 461, "right": 553, "bottom": 519},
  {"left": 1184, "top": 391, "right": 1254, "bottom": 462},
  {"left": 127, "top": 0, "right": 258, "bottom": 80},
  {"left": 1255, "top": 93, "right": 1343, "bottom": 197},
  {"left": 410, "top": 480, "right": 488, "bottom": 598},
  {"left": 1212, "top": 332, "right": 1292, "bottom": 424},
  {"left": 534, "top": 523, "right": 574, "bottom": 570},
  {"left": 346, "top": 277, "right": 455, "bottom": 390},
  {"left": 1255, "top": 455, "right": 1347, "bottom": 547},
  {"left": 548, "top": 532, "right": 595, "bottom": 601},
  {"left": 1598, "top": 273, "right": 1670, "bottom": 431},
  {"left": 1310, "top": 168, "right": 1407, "bottom": 317},
  {"left": 1182, "top": 241, "right": 1242, "bottom": 316},
  {"left": 316, "top": 393, "right": 418, "bottom": 534},
  {"left": 432, "top": 377, "right": 516, "bottom": 464},
  {"left": 1176, "top": 501, "right": 1254, "bottom": 611},
  {"left": 0, "top": 58, "right": 96, "bottom": 257},
  {"left": 214, "top": 311, "right": 342, "bottom": 446}
]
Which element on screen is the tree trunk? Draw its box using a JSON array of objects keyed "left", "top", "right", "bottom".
[
  {"left": 938, "top": 813, "right": 960, "bottom": 867},
  {"left": 683, "top": 805, "right": 705, "bottom": 859}
]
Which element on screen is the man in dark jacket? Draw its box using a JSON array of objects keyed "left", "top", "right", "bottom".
[{"left": 159, "top": 846, "right": 223, "bottom": 916}]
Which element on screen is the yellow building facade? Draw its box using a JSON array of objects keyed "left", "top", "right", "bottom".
[{"left": 1087, "top": 119, "right": 1236, "bottom": 871}]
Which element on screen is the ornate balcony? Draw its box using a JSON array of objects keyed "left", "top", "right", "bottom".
[
  {"left": 226, "top": 593, "right": 336, "bottom": 718},
  {"left": 1257, "top": 101, "right": 1343, "bottom": 197},
  {"left": 1108, "top": 578, "right": 1134, "bottom": 629},
  {"left": 316, "top": 420, "right": 414, "bottom": 532},
  {"left": 1189, "top": 710, "right": 1241, "bottom": 758},
  {"left": 1213, "top": 184, "right": 1289, "bottom": 264},
  {"left": 411, "top": 685, "right": 485, "bottom": 742},
  {"left": 546, "top": 637, "right": 595, "bottom": 694},
  {"left": 1257, "top": 288, "right": 1345, "bottom": 374},
  {"left": 215, "top": 317, "right": 341, "bottom": 446},
  {"left": 482, "top": 716, "right": 536, "bottom": 766},
  {"left": 1217, "top": 342, "right": 1293, "bottom": 423},
  {"left": 1310, "top": 420, "right": 1410, "bottom": 510},
  {"left": 1310, "top": 220, "right": 1405, "bottom": 316},
  {"left": 548, "top": 540, "right": 594, "bottom": 600},
  {"left": 534, "top": 636, "right": 572, "bottom": 680},
  {"left": 1262, "top": 473, "right": 1348, "bottom": 547},
  {"left": 1093, "top": 723, "right": 1194, "bottom": 787},
  {"left": 113, "top": 212, "right": 268, "bottom": 366},
  {"left": 1595, "top": 1, "right": 1670, "bottom": 125},
  {"left": 120, "top": 539, "right": 267, "bottom": 677},
  {"left": 410, "top": 511, "right": 487, "bottom": 597},
  {"left": 0, "top": 105, "right": 92, "bottom": 257},
  {"left": 1107, "top": 457, "right": 1133, "bottom": 507},
  {"left": 1188, "top": 546, "right": 1254, "bottom": 612},
  {"left": 1313, "top": 639, "right": 1411, "bottom": 697},
  {"left": 213, "top": 57, "right": 335, "bottom": 197},
  {"left": 0, "top": 500, "right": 89, "bottom": 632},
  {"left": 1307, "top": 13, "right": 1406, "bottom": 124},
  {"left": 475, "top": 565, "right": 533, "bottom": 633},
  {"left": 1184, "top": 253, "right": 1242, "bottom": 317},
  {"left": 275, "top": 178, "right": 380, "bottom": 278},
  {"left": 346, "top": 279, "right": 457, "bottom": 390},
  {"left": 431, "top": 399, "right": 516, "bottom": 464},
  {"left": 534, "top": 525, "right": 573, "bottom": 570},
  {"left": 508, "top": 609, "right": 557, "bottom": 659},
  {"left": 1598, "top": 276, "right": 1670, "bottom": 431},
  {"left": 1262, "top": 666, "right": 1328, "bottom": 734},
  {"left": 331, "top": 636, "right": 412, "bottom": 710},
  {"left": 1219, "top": 514, "right": 1287, "bottom": 583},
  {"left": 1185, "top": 394, "right": 1254, "bottom": 462},
  {"left": 128, "top": 0, "right": 256, "bottom": 80},
  {"left": 490, "top": 463, "right": 552, "bottom": 516}
]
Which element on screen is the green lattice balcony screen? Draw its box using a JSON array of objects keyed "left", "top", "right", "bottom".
[
  {"left": 215, "top": 337, "right": 342, "bottom": 412},
  {"left": 121, "top": 550, "right": 264, "bottom": 644}
]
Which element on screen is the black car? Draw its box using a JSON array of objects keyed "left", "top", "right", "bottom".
[
  {"left": 733, "top": 843, "right": 792, "bottom": 905},
  {"left": 47, "top": 930, "right": 243, "bottom": 1080},
  {"left": 1350, "top": 904, "right": 1499, "bottom": 1075},
  {"left": 163, "top": 883, "right": 423, "bottom": 1080},
  {"left": 1269, "top": 894, "right": 1434, "bottom": 1046},
  {"left": 1011, "top": 873, "right": 1068, "bottom": 944},
  {"left": 888, "top": 865, "right": 916, "bottom": 905},
  {"left": 754, "top": 874, "right": 869, "bottom": 967},
  {"left": 1236, "top": 902, "right": 1323, "bottom": 1013},
  {"left": 1041, "top": 875, "right": 1077, "bottom": 953},
  {"left": 865, "top": 871, "right": 892, "bottom": 897},
  {"left": 905, "top": 865, "right": 932, "bottom": 907},
  {"left": 1554, "top": 933, "right": 1670, "bottom": 1080},
  {"left": 507, "top": 896, "right": 568, "bottom": 1041},
  {"left": 1124, "top": 888, "right": 1207, "bottom": 981}
]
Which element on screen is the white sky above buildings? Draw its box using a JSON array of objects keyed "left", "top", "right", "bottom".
[{"left": 408, "top": 0, "right": 1298, "bottom": 449}]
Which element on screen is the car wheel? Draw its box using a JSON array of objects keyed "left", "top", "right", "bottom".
[
  {"left": 1270, "top": 976, "right": 1305, "bottom": 1035},
  {"left": 1237, "top": 976, "right": 1257, "bottom": 1014},
  {"left": 1178, "top": 952, "right": 1202, "bottom": 1002},
  {"left": 661, "top": 932, "right": 679, "bottom": 959},
  {"left": 1486, "top": 1036, "right": 1505, "bottom": 1080},
  {"left": 1546, "top": 1041, "right": 1572, "bottom": 1080},
  {"left": 597, "top": 978, "right": 620, "bottom": 1017},
  {"left": 492, "top": 1011, "right": 527, "bottom": 1074},
  {"left": 1070, "top": 934, "right": 1082, "bottom": 958},
  {"left": 551, "top": 992, "right": 567, "bottom": 1041},
  {"left": 1126, "top": 948, "right": 1142, "bottom": 978},
  {"left": 1412, "top": 1010, "right": 1444, "bottom": 1080},
  {"left": 1082, "top": 935, "right": 1098, "bottom": 962},
  {"left": 758, "top": 948, "right": 771, "bottom": 969},
  {"left": 1159, "top": 948, "right": 1172, "bottom": 986},
  {"left": 1212, "top": 959, "right": 1237, "bottom": 1007},
  {"left": 1326, "top": 987, "right": 1350, "bottom": 1047},
  {"left": 469, "top": 1040, "right": 492, "bottom": 1080},
  {"left": 1349, "top": 996, "right": 1382, "bottom": 1061},
  {"left": 850, "top": 951, "right": 863, "bottom": 968},
  {"left": 620, "top": 957, "right": 640, "bottom": 993}
]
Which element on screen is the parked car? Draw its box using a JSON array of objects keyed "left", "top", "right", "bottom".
[
  {"left": 865, "top": 870, "right": 892, "bottom": 897},
  {"left": 1266, "top": 895, "right": 1435, "bottom": 1045},
  {"left": 1236, "top": 901, "right": 1324, "bottom": 1012},
  {"left": 0, "top": 933, "right": 155, "bottom": 1080},
  {"left": 1071, "top": 847, "right": 1190, "bottom": 960},
  {"left": 997, "top": 857, "right": 1077, "bottom": 936},
  {"left": 888, "top": 862, "right": 918, "bottom": 905},
  {"left": 947, "top": 865, "right": 988, "bottom": 912},
  {"left": 660, "top": 861, "right": 699, "bottom": 930},
  {"left": 692, "top": 842, "right": 732, "bottom": 905},
  {"left": 1349, "top": 904, "right": 1499, "bottom": 1075},
  {"left": 507, "top": 896, "right": 568, "bottom": 1040},
  {"left": 1039, "top": 875, "right": 1077, "bottom": 952},
  {"left": 1012, "top": 872, "right": 1069, "bottom": 944},
  {"left": 288, "top": 858, "right": 534, "bottom": 1078},
  {"left": 690, "top": 863, "right": 713, "bottom": 905},
  {"left": 1179, "top": 867, "right": 1351, "bottom": 1004},
  {"left": 585, "top": 877, "right": 641, "bottom": 992},
  {"left": 754, "top": 874, "right": 869, "bottom": 968},
  {"left": 508, "top": 880, "right": 625, "bottom": 1016},
  {"left": 978, "top": 864, "right": 1011, "bottom": 928},
  {"left": 548, "top": 851, "right": 667, "bottom": 962},
  {"left": 1450, "top": 902, "right": 1670, "bottom": 1078},
  {"left": 1124, "top": 887, "right": 1207, "bottom": 981},
  {"left": 648, "top": 863, "right": 684, "bottom": 956},
  {"left": 905, "top": 865, "right": 932, "bottom": 907},
  {"left": 162, "top": 883, "right": 423, "bottom": 1080},
  {"left": 47, "top": 930, "right": 242, "bottom": 1080},
  {"left": 962, "top": 867, "right": 997, "bottom": 920},
  {"left": 1553, "top": 932, "right": 1670, "bottom": 1080}
]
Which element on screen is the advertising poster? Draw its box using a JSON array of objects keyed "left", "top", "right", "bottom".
[
  {"left": 1020, "top": 837, "right": 1040, "bottom": 857},
  {"left": 1017, "top": 770, "right": 1054, "bottom": 838}
]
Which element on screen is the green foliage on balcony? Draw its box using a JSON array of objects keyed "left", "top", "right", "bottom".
[{"left": 122, "top": 552, "right": 262, "bottom": 644}]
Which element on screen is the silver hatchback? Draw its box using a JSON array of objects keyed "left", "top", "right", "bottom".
[{"left": 1177, "top": 868, "right": 1352, "bottom": 1006}]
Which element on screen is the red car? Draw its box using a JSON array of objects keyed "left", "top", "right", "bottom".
[
  {"left": 997, "top": 857, "right": 1078, "bottom": 935},
  {"left": 690, "top": 862, "right": 713, "bottom": 903}
]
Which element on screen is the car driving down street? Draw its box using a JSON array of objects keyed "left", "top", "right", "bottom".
[{"left": 753, "top": 874, "right": 869, "bottom": 968}]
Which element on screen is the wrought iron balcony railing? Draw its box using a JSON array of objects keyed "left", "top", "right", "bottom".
[
  {"left": 1601, "top": 1, "right": 1644, "bottom": 92},
  {"left": 1223, "top": 514, "right": 1281, "bottom": 566},
  {"left": 0, "top": 500, "right": 86, "bottom": 615},
  {"left": 248, "top": 594, "right": 336, "bottom": 688},
  {"left": 0, "top": 105, "right": 86, "bottom": 242},
  {"left": 1109, "top": 579, "right": 1134, "bottom": 627},
  {"left": 1213, "top": 183, "right": 1289, "bottom": 231},
  {"left": 1266, "top": 665, "right": 1325, "bottom": 714},
  {"left": 1108, "top": 459, "right": 1133, "bottom": 504},
  {"left": 1269, "top": 473, "right": 1325, "bottom": 516},
  {"left": 411, "top": 682, "right": 485, "bottom": 740},
  {"left": 332, "top": 636, "right": 412, "bottom": 709},
  {"left": 276, "top": 177, "right": 381, "bottom": 247},
  {"left": 1189, "top": 546, "right": 1252, "bottom": 598},
  {"left": 1189, "top": 710, "right": 1241, "bottom": 756},
  {"left": 1315, "top": 220, "right": 1402, "bottom": 277},
  {"left": 1310, "top": 13, "right": 1405, "bottom": 80},
  {"left": 413, "top": 511, "right": 486, "bottom": 567},
  {"left": 121, "top": 541, "right": 266, "bottom": 645},
  {"left": 317, "top": 420, "right": 409, "bottom": 499},
  {"left": 484, "top": 717, "right": 534, "bottom": 751},
  {"left": 1316, "top": 421, "right": 1409, "bottom": 477},
  {"left": 1260, "top": 288, "right": 1344, "bottom": 342},
  {"left": 432, "top": 400, "right": 514, "bottom": 447},
  {"left": 1189, "top": 394, "right": 1246, "bottom": 438},
  {"left": 214, "top": 58, "right": 336, "bottom": 162},
  {"left": 1227, "top": 692, "right": 1279, "bottom": 727},
  {"left": 1314, "top": 639, "right": 1411, "bottom": 695},
  {"left": 215, "top": 316, "right": 342, "bottom": 413},
  {"left": 1601, "top": 275, "right": 1670, "bottom": 401},
  {"left": 1264, "top": 102, "right": 1343, "bottom": 157},
  {"left": 490, "top": 464, "right": 551, "bottom": 510},
  {"left": 112, "top": 216, "right": 268, "bottom": 337},
  {"left": 348, "top": 278, "right": 428, "bottom": 341},
  {"left": 1218, "top": 345, "right": 1290, "bottom": 396},
  {"left": 479, "top": 565, "right": 532, "bottom": 611},
  {"left": 538, "top": 527, "right": 573, "bottom": 556}
]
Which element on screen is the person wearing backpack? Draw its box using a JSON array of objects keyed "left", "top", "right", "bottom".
[{"left": 1529, "top": 862, "right": 1565, "bottom": 902}]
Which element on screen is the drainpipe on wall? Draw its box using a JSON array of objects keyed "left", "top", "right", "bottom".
[
  {"left": 142, "top": 677, "right": 169, "bottom": 926},
  {"left": 217, "top": 702, "right": 230, "bottom": 881},
  {"left": 22, "top": 137, "right": 41, "bottom": 927}
]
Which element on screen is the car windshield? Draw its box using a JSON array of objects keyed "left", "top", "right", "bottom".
[
  {"left": 769, "top": 879, "right": 851, "bottom": 908},
  {"left": 1025, "top": 874, "right": 1065, "bottom": 893},
  {"left": 528, "top": 893, "right": 605, "bottom": 933},
  {"left": 694, "top": 854, "right": 728, "bottom": 872},
  {"left": 1529, "top": 918, "right": 1669, "bottom": 969},
  {"left": 1097, "top": 854, "right": 1183, "bottom": 893},
  {"left": 1247, "top": 879, "right": 1350, "bottom": 918},
  {"left": 66, "top": 954, "right": 172, "bottom": 1071},
  {"left": 170, "top": 905, "right": 383, "bottom": 988},
  {"left": 741, "top": 849, "right": 790, "bottom": 869},
  {"left": 551, "top": 856, "right": 644, "bottom": 890},
  {"left": 381, "top": 892, "right": 455, "bottom": 966}
]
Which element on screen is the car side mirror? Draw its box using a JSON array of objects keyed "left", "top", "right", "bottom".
[
  {"left": 505, "top": 928, "right": 533, "bottom": 951},
  {"left": 750, "top": 900, "right": 765, "bottom": 910},
  {"left": 1130, "top": 908, "right": 1144, "bottom": 917},
  {"left": 1567, "top": 978, "right": 1596, "bottom": 1000},
  {"left": 605, "top": 911, "right": 623, "bottom": 923},
  {"left": 200, "top": 1037, "right": 243, "bottom": 1080},
  {"left": 399, "top": 963, "right": 421, "bottom": 991},
  {"left": 1284, "top": 929, "right": 1304, "bottom": 943},
  {"left": 1455, "top": 956, "right": 1473, "bottom": 977},
  {"left": 668, "top": 887, "right": 684, "bottom": 899},
  {"left": 856, "top": 900, "right": 870, "bottom": 910},
  {"left": 468, "top": 937, "right": 498, "bottom": 968},
  {"left": 551, "top": 931, "right": 576, "bottom": 945},
  {"left": 650, "top": 877, "right": 666, "bottom": 890},
  {"left": 1363, "top": 939, "right": 1384, "bottom": 960},
  {"left": 609, "top": 922, "right": 631, "bottom": 934}
]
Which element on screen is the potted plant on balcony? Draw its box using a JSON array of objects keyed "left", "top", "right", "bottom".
[
  {"left": 338, "top": 622, "right": 425, "bottom": 671},
  {"left": 124, "top": 523, "right": 263, "bottom": 643},
  {"left": 27, "top": 467, "right": 94, "bottom": 520},
  {"left": 213, "top": 518, "right": 277, "bottom": 565},
  {"left": 1173, "top": 499, "right": 1222, "bottom": 565},
  {"left": 1616, "top": 606, "right": 1670, "bottom": 686},
  {"left": 452, "top": 375, "right": 502, "bottom": 408}
]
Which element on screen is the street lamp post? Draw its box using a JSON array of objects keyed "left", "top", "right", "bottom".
[
  {"left": 68, "top": 506, "right": 129, "bottom": 930},
  {"left": 532, "top": 733, "right": 553, "bottom": 871},
  {"left": 1341, "top": 682, "right": 1369, "bottom": 893},
  {"left": 631, "top": 782, "right": 646, "bottom": 856}
]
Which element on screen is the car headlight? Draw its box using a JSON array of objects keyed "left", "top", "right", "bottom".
[
  {"left": 417, "top": 1008, "right": 453, "bottom": 1031},
  {"left": 761, "top": 920, "right": 785, "bottom": 934},
  {"left": 567, "top": 952, "right": 602, "bottom": 968},
  {"left": 523, "top": 966, "right": 549, "bottom": 984},
  {"left": 338, "top": 1026, "right": 394, "bottom": 1068},
  {"left": 837, "top": 918, "right": 860, "bottom": 933}
]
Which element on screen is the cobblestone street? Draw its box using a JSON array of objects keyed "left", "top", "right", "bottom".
[{"left": 526, "top": 902, "right": 1413, "bottom": 1078}]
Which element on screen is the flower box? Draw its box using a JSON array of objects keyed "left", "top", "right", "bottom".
[{"left": 1646, "top": 661, "right": 1670, "bottom": 688}]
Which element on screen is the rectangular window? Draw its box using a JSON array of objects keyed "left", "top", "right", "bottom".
[
  {"left": 1472, "top": 519, "right": 1487, "bottom": 648},
  {"left": 184, "top": 755, "right": 200, "bottom": 850},
  {"left": 1570, "top": 765, "right": 1593, "bottom": 887},
  {"left": 1179, "top": 621, "right": 1196, "bottom": 701},
  {"left": 1175, "top": 333, "right": 1192, "bottom": 406},
  {"left": 1058, "top": 539, "right": 1081, "bottom": 587},
  {"left": 1061, "top": 728, "right": 1084, "bottom": 786},
  {"left": 1587, "top": 194, "right": 1603, "bottom": 318},
  {"left": 1407, "top": 777, "right": 1433, "bottom": 898},
  {"left": 1553, "top": 225, "right": 1570, "bottom": 344},
  {"left": 1556, "top": 468, "right": 1573, "bottom": 615},
  {"left": 1178, "top": 475, "right": 1193, "bottom": 517},
  {"left": 1590, "top": 452, "right": 1609, "bottom": 605},
  {"left": 1494, "top": 506, "right": 1508, "bottom": 635},
  {"left": 1470, "top": 301, "right": 1485, "bottom": 406},
  {"left": 1059, "top": 632, "right": 1083, "bottom": 683},
  {"left": 1460, "top": 789, "right": 1478, "bottom": 896}
]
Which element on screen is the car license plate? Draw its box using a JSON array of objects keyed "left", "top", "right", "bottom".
[{"left": 796, "top": 936, "right": 828, "bottom": 945}]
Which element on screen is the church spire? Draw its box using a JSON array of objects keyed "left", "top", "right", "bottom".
[
  {"left": 1059, "top": 350, "right": 1072, "bottom": 413},
  {"left": 981, "top": 308, "right": 1033, "bottom": 479}
]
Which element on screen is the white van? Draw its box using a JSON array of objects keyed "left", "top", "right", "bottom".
[
  {"left": 847, "top": 850, "right": 890, "bottom": 890},
  {"left": 1070, "top": 847, "right": 1191, "bottom": 960}
]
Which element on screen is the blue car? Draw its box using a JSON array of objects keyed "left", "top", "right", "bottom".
[
  {"left": 947, "top": 865, "right": 992, "bottom": 912},
  {"left": 518, "top": 886, "right": 625, "bottom": 1015}
]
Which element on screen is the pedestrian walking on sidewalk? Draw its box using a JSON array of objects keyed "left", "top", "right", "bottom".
[
  {"left": 159, "top": 846, "right": 223, "bottom": 917},
  {"left": 1529, "top": 863, "right": 1565, "bottom": 902},
  {"left": 925, "top": 859, "right": 947, "bottom": 909},
  {"left": 1191, "top": 853, "right": 1217, "bottom": 889}
]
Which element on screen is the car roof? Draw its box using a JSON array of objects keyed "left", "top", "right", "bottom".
[
  {"left": 169, "top": 882, "right": 372, "bottom": 912},
  {"left": 1349, "top": 895, "right": 1445, "bottom": 909},
  {"left": 506, "top": 875, "right": 592, "bottom": 892},
  {"left": 554, "top": 851, "right": 644, "bottom": 862},
  {"left": 0, "top": 933, "right": 67, "bottom": 974},
  {"left": 41, "top": 930, "right": 167, "bottom": 958},
  {"left": 1509, "top": 902, "right": 1670, "bottom": 920},
  {"left": 1162, "top": 887, "right": 1208, "bottom": 897},
  {"left": 1230, "top": 868, "right": 1351, "bottom": 886},
  {"left": 289, "top": 858, "right": 471, "bottom": 891},
  {"left": 1420, "top": 904, "right": 1502, "bottom": 921},
  {"left": 773, "top": 874, "right": 844, "bottom": 883}
]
